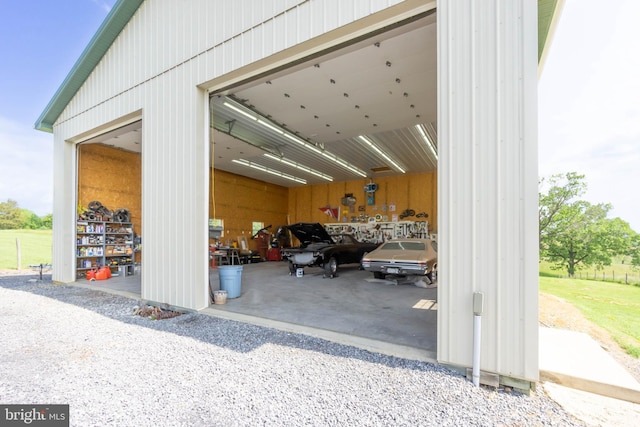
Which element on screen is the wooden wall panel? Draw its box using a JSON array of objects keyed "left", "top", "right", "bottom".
[
  {"left": 210, "top": 169, "right": 289, "bottom": 251},
  {"left": 78, "top": 144, "right": 142, "bottom": 262},
  {"left": 77, "top": 144, "right": 142, "bottom": 241},
  {"left": 287, "top": 173, "right": 437, "bottom": 230}
]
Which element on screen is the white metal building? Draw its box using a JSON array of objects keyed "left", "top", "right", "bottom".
[{"left": 36, "top": 0, "right": 563, "bottom": 387}]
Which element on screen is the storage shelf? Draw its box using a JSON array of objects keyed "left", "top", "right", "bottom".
[{"left": 76, "top": 220, "right": 135, "bottom": 276}]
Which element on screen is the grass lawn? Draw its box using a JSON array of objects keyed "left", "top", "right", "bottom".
[
  {"left": 539, "top": 276, "right": 640, "bottom": 358},
  {"left": 0, "top": 229, "right": 52, "bottom": 270}
]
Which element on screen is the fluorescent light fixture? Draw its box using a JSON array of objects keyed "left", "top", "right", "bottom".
[
  {"left": 223, "top": 96, "right": 367, "bottom": 177},
  {"left": 232, "top": 159, "right": 307, "bottom": 184},
  {"left": 416, "top": 124, "right": 438, "bottom": 160},
  {"left": 320, "top": 152, "right": 367, "bottom": 177},
  {"left": 283, "top": 132, "right": 306, "bottom": 146},
  {"left": 282, "top": 133, "right": 323, "bottom": 155},
  {"left": 357, "top": 135, "right": 406, "bottom": 174},
  {"left": 222, "top": 101, "right": 257, "bottom": 121},
  {"left": 257, "top": 119, "right": 284, "bottom": 135},
  {"left": 264, "top": 153, "right": 333, "bottom": 181}
]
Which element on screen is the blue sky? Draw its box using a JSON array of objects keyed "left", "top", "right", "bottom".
[
  {"left": 1, "top": 0, "right": 639, "bottom": 230},
  {"left": 539, "top": 0, "right": 640, "bottom": 231},
  {"left": 0, "top": 0, "right": 116, "bottom": 216}
]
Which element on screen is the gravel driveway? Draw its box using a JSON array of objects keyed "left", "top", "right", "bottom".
[{"left": 0, "top": 275, "right": 585, "bottom": 426}]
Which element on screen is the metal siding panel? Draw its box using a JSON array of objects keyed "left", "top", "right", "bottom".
[
  {"left": 51, "top": 128, "right": 77, "bottom": 284},
  {"left": 53, "top": 0, "right": 425, "bottom": 310},
  {"left": 438, "top": 0, "right": 538, "bottom": 381}
]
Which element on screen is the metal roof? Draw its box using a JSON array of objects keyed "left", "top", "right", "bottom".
[
  {"left": 34, "top": 0, "right": 563, "bottom": 134},
  {"left": 33, "top": 0, "right": 144, "bottom": 132}
]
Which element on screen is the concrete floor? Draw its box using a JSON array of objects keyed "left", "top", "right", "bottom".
[
  {"left": 209, "top": 261, "right": 438, "bottom": 353},
  {"left": 92, "top": 260, "right": 438, "bottom": 359}
]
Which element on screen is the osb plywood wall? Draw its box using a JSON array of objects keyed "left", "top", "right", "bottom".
[
  {"left": 77, "top": 144, "right": 142, "bottom": 255},
  {"left": 210, "top": 169, "right": 289, "bottom": 249},
  {"left": 288, "top": 172, "right": 437, "bottom": 231},
  {"left": 78, "top": 146, "right": 436, "bottom": 255}
]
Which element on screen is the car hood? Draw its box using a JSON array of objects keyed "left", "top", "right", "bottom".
[{"left": 284, "top": 222, "right": 334, "bottom": 246}]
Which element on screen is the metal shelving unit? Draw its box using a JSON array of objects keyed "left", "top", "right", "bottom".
[{"left": 76, "top": 220, "right": 134, "bottom": 278}]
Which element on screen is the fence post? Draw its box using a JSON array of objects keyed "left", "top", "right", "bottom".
[
  {"left": 626, "top": 273, "right": 628, "bottom": 285},
  {"left": 15, "top": 238, "right": 21, "bottom": 270}
]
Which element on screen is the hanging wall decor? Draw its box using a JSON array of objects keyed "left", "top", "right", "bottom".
[{"left": 364, "top": 181, "right": 378, "bottom": 206}]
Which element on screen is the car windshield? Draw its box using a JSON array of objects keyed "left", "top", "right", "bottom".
[{"left": 381, "top": 241, "right": 425, "bottom": 251}]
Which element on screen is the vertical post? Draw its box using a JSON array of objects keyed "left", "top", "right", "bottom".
[
  {"left": 472, "top": 292, "right": 484, "bottom": 387},
  {"left": 15, "top": 238, "right": 21, "bottom": 270}
]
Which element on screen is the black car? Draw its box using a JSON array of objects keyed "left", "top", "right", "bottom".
[{"left": 280, "top": 222, "right": 380, "bottom": 278}]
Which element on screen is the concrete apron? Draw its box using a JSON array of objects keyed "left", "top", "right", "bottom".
[{"left": 539, "top": 327, "right": 640, "bottom": 404}]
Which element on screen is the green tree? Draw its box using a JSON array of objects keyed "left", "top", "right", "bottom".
[
  {"left": 538, "top": 172, "right": 587, "bottom": 246},
  {"left": 539, "top": 173, "right": 634, "bottom": 276},
  {"left": 41, "top": 213, "right": 53, "bottom": 229},
  {"left": 629, "top": 233, "right": 640, "bottom": 270},
  {"left": 0, "top": 199, "right": 22, "bottom": 229},
  {"left": 20, "top": 209, "right": 43, "bottom": 229}
]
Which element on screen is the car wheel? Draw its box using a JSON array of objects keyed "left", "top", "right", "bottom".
[
  {"left": 288, "top": 262, "right": 296, "bottom": 275},
  {"left": 324, "top": 257, "right": 337, "bottom": 279},
  {"left": 373, "top": 271, "right": 385, "bottom": 279}
]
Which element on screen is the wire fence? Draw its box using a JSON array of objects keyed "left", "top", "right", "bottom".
[{"left": 547, "top": 270, "right": 640, "bottom": 286}]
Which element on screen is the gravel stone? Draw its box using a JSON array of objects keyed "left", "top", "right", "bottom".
[{"left": 0, "top": 275, "right": 586, "bottom": 426}]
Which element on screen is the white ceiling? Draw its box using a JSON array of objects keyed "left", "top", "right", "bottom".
[{"left": 87, "top": 13, "right": 438, "bottom": 187}]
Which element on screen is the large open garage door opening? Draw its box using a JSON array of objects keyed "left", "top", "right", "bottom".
[
  {"left": 75, "top": 120, "right": 142, "bottom": 296},
  {"left": 205, "top": 12, "right": 439, "bottom": 358}
]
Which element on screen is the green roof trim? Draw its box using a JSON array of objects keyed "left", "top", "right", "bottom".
[
  {"left": 538, "top": 0, "right": 565, "bottom": 65},
  {"left": 34, "top": 0, "right": 144, "bottom": 132},
  {"left": 36, "top": 0, "right": 561, "bottom": 133}
]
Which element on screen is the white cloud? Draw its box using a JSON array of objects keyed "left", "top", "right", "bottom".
[
  {"left": 90, "top": 0, "right": 113, "bottom": 13},
  {"left": 0, "top": 116, "right": 53, "bottom": 216},
  {"left": 539, "top": 0, "right": 640, "bottom": 231}
]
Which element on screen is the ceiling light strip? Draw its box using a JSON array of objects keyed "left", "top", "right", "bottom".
[
  {"left": 416, "top": 124, "right": 438, "bottom": 160},
  {"left": 223, "top": 96, "right": 367, "bottom": 177},
  {"left": 232, "top": 159, "right": 307, "bottom": 184},
  {"left": 357, "top": 135, "right": 406, "bottom": 174},
  {"left": 264, "top": 153, "right": 333, "bottom": 181},
  {"left": 222, "top": 102, "right": 257, "bottom": 121},
  {"left": 257, "top": 119, "right": 283, "bottom": 135},
  {"left": 320, "top": 152, "right": 367, "bottom": 177}
]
